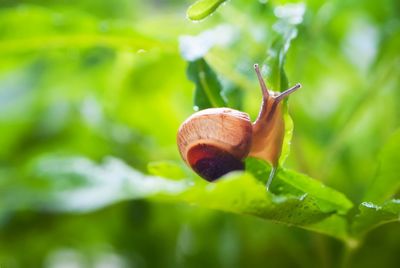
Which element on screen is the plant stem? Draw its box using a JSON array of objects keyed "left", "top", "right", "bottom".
[{"left": 339, "top": 239, "right": 360, "bottom": 268}]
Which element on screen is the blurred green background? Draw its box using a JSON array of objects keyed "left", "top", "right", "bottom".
[{"left": 1, "top": 0, "right": 399, "bottom": 267}]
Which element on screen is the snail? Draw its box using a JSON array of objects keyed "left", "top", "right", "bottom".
[{"left": 177, "top": 64, "right": 301, "bottom": 187}]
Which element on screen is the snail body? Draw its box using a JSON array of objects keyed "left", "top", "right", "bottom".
[{"left": 177, "top": 64, "right": 301, "bottom": 182}]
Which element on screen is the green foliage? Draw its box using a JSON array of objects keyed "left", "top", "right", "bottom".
[
  {"left": 352, "top": 199, "right": 400, "bottom": 236},
  {"left": 26, "top": 156, "right": 350, "bottom": 240},
  {"left": 1, "top": 0, "right": 400, "bottom": 267},
  {"left": 263, "top": 3, "right": 305, "bottom": 92},
  {"left": 147, "top": 161, "right": 190, "bottom": 180},
  {"left": 187, "top": 58, "right": 227, "bottom": 110}
]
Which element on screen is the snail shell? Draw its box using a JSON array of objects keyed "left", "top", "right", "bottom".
[{"left": 177, "top": 108, "right": 252, "bottom": 181}]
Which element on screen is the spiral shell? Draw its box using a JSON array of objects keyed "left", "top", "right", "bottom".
[{"left": 177, "top": 108, "right": 252, "bottom": 181}]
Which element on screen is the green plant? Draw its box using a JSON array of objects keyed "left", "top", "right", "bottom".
[{"left": 0, "top": 1, "right": 399, "bottom": 267}]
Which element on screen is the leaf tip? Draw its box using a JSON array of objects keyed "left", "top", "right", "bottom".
[{"left": 186, "top": 0, "right": 226, "bottom": 21}]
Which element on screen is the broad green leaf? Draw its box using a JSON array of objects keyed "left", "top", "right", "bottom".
[
  {"left": 278, "top": 168, "right": 353, "bottom": 215},
  {"left": 24, "top": 156, "right": 351, "bottom": 240},
  {"left": 352, "top": 199, "right": 400, "bottom": 236},
  {"left": 307, "top": 214, "right": 350, "bottom": 241},
  {"left": 187, "top": 58, "right": 227, "bottom": 110},
  {"left": 147, "top": 161, "right": 192, "bottom": 180},
  {"left": 246, "top": 158, "right": 353, "bottom": 215},
  {"left": 187, "top": 0, "right": 227, "bottom": 21},
  {"left": 363, "top": 129, "right": 400, "bottom": 203},
  {"left": 26, "top": 156, "right": 190, "bottom": 212}
]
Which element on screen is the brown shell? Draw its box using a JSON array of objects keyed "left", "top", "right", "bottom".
[{"left": 177, "top": 108, "right": 253, "bottom": 180}]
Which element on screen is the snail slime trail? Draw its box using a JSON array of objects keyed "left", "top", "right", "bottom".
[{"left": 177, "top": 64, "right": 301, "bottom": 187}]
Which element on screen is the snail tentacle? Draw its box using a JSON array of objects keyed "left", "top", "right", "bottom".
[
  {"left": 275, "top": 83, "right": 302, "bottom": 102},
  {"left": 254, "top": 64, "right": 270, "bottom": 100}
]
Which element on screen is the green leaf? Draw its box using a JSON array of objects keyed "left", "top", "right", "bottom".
[
  {"left": 363, "top": 129, "right": 400, "bottom": 203},
  {"left": 246, "top": 158, "right": 354, "bottom": 215},
  {"left": 187, "top": 58, "right": 227, "bottom": 110},
  {"left": 28, "top": 156, "right": 190, "bottom": 212},
  {"left": 278, "top": 168, "right": 353, "bottom": 215},
  {"left": 352, "top": 199, "right": 400, "bottom": 236},
  {"left": 263, "top": 3, "right": 305, "bottom": 91},
  {"left": 147, "top": 161, "right": 192, "bottom": 180},
  {"left": 24, "top": 156, "right": 351, "bottom": 240},
  {"left": 187, "top": 0, "right": 227, "bottom": 21},
  {"left": 263, "top": 19, "right": 300, "bottom": 92}
]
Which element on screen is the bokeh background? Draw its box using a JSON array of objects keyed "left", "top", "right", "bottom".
[{"left": 1, "top": 0, "right": 399, "bottom": 267}]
